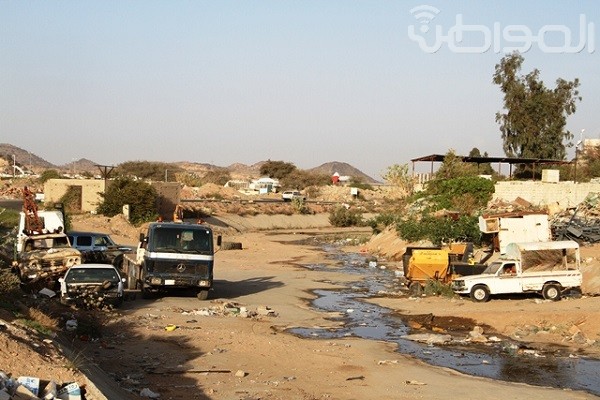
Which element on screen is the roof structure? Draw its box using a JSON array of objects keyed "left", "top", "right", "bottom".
[{"left": 411, "top": 154, "right": 572, "bottom": 177}]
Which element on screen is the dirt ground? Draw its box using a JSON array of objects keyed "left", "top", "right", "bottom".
[{"left": 2, "top": 215, "right": 600, "bottom": 399}]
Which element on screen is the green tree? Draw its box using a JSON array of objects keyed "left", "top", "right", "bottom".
[
  {"left": 39, "top": 169, "right": 63, "bottom": 183},
  {"left": 259, "top": 160, "right": 297, "bottom": 180},
  {"left": 383, "top": 163, "right": 414, "bottom": 196},
  {"left": 467, "top": 148, "right": 494, "bottom": 175},
  {"left": 280, "top": 170, "right": 329, "bottom": 190},
  {"left": 115, "top": 161, "right": 183, "bottom": 182},
  {"left": 97, "top": 178, "right": 158, "bottom": 225},
  {"left": 434, "top": 150, "right": 478, "bottom": 180},
  {"left": 493, "top": 52, "right": 581, "bottom": 160}
]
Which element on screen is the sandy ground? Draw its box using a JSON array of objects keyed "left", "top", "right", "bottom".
[
  {"left": 66, "top": 217, "right": 600, "bottom": 399},
  {"left": 2, "top": 215, "right": 600, "bottom": 399}
]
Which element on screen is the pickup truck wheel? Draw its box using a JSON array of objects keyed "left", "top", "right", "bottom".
[
  {"left": 197, "top": 289, "right": 209, "bottom": 300},
  {"left": 542, "top": 284, "right": 562, "bottom": 301},
  {"left": 470, "top": 285, "right": 490, "bottom": 302}
]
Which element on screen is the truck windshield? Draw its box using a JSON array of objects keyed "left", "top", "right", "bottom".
[
  {"left": 150, "top": 227, "right": 212, "bottom": 254},
  {"left": 483, "top": 262, "right": 503, "bottom": 275}
]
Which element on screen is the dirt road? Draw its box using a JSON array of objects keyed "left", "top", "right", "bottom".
[{"left": 64, "top": 228, "right": 598, "bottom": 400}]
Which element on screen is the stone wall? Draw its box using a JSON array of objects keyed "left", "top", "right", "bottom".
[{"left": 493, "top": 181, "right": 600, "bottom": 209}]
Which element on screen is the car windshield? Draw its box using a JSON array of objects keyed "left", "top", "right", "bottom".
[
  {"left": 27, "top": 236, "right": 71, "bottom": 250},
  {"left": 66, "top": 268, "right": 120, "bottom": 283},
  {"left": 94, "top": 235, "right": 116, "bottom": 247},
  {"left": 150, "top": 227, "right": 212, "bottom": 254}
]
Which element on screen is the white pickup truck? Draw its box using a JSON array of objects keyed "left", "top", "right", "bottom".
[{"left": 451, "top": 240, "right": 582, "bottom": 302}]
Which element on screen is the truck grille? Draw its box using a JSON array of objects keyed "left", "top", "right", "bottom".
[{"left": 153, "top": 260, "right": 210, "bottom": 277}]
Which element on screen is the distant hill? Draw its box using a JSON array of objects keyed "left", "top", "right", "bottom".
[
  {"left": 0, "top": 143, "right": 376, "bottom": 183},
  {"left": 308, "top": 161, "right": 379, "bottom": 184},
  {"left": 0, "top": 143, "right": 55, "bottom": 171}
]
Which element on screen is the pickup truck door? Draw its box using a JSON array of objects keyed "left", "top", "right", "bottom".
[{"left": 494, "top": 263, "right": 522, "bottom": 294}]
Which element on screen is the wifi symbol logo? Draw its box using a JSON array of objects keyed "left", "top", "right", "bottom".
[{"left": 410, "top": 5, "right": 440, "bottom": 33}]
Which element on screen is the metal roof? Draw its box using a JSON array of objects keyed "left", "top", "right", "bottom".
[{"left": 411, "top": 154, "right": 571, "bottom": 165}]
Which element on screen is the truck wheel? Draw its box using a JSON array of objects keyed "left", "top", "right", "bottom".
[
  {"left": 542, "top": 284, "right": 562, "bottom": 301},
  {"left": 141, "top": 284, "right": 153, "bottom": 299},
  {"left": 197, "top": 290, "right": 209, "bottom": 300},
  {"left": 408, "top": 282, "right": 423, "bottom": 296},
  {"left": 470, "top": 285, "right": 490, "bottom": 302}
]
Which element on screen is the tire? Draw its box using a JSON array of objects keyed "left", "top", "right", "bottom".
[
  {"left": 141, "top": 283, "right": 153, "bottom": 299},
  {"left": 408, "top": 282, "right": 423, "bottom": 296},
  {"left": 197, "top": 289, "right": 209, "bottom": 300},
  {"left": 542, "top": 283, "right": 562, "bottom": 301},
  {"left": 470, "top": 285, "right": 490, "bottom": 302},
  {"left": 221, "top": 241, "right": 243, "bottom": 250}
]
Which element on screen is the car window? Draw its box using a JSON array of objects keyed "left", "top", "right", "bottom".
[
  {"left": 67, "top": 268, "right": 119, "bottom": 283},
  {"left": 77, "top": 236, "right": 92, "bottom": 247},
  {"left": 94, "top": 236, "right": 110, "bottom": 246}
]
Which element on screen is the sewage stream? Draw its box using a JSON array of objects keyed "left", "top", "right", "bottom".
[{"left": 288, "top": 245, "right": 600, "bottom": 396}]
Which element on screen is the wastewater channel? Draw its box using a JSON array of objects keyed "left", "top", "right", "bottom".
[{"left": 288, "top": 244, "right": 600, "bottom": 396}]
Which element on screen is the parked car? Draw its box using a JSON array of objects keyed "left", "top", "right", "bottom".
[
  {"left": 58, "top": 263, "right": 126, "bottom": 307},
  {"left": 282, "top": 191, "right": 305, "bottom": 202},
  {"left": 67, "top": 231, "right": 134, "bottom": 267}
]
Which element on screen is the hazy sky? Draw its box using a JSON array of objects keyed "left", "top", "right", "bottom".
[{"left": 1, "top": 1, "right": 598, "bottom": 180}]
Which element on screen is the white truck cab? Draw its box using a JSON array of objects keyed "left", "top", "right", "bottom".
[{"left": 452, "top": 240, "right": 582, "bottom": 302}]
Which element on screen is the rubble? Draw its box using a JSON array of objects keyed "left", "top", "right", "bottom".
[{"left": 551, "top": 192, "right": 600, "bottom": 244}]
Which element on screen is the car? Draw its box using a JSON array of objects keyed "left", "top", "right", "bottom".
[
  {"left": 67, "top": 231, "right": 134, "bottom": 267},
  {"left": 58, "top": 263, "right": 126, "bottom": 307},
  {"left": 281, "top": 191, "right": 305, "bottom": 202}
]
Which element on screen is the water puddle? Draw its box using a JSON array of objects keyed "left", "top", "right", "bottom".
[{"left": 288, "top": 245, "right": 600, "bottom": 396}]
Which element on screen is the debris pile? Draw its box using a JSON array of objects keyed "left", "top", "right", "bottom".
[
  {"left": 551, "top": 192, "right": 600, "bottom": 244},
  {"left": 0, "top": 373, "right": 83, "bottom": 400}
]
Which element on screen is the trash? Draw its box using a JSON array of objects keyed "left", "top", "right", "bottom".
[
  {"left": 57, "top": 382, "right": 81, "bottom": 400},
  {"left": 41, "top": 380, "right": 58, "bottom": 399},
  {"left": 164, "top": 324, "right": 178, "bottom": 332},
  {"left": 65, "top": 319, "right": 78, "bottom": 331},
  {"left": 17, "top": 376, "right": 40, "bottom": 396},
  {"left": 235, "top": 370, "right": 247, "bottom": 378},
  {"left": 38, "top": 288, "right": 56, "bottom": 298},
  {"left": 140, "top": 387, "right": 161, "bottom": 398},
  {"left": 405, "top": 380, "right": 427, "bottom": 386},
  {"left": 401, "top": 333, "right": 452, "bottom": 345}
]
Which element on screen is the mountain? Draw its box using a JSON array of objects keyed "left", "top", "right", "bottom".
[
  {"left": 0, "top": 143, "right": 55, "bottom": 171},
  {"left": 308, "top": 161, "right": 379, "bottom": 183},
  {"left": 0, "top": 143, "right": 377, "bottom": 183}
]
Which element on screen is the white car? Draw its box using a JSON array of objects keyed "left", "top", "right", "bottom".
[
  {"left": 282, "top": 191, "right": 305, "bottom": 202},
  {"left": 59, "top": 264, "right": 126, "bottom": 307}
]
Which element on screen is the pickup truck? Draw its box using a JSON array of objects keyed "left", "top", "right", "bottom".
[{"left": 451, "top": 241, "right": 582, "bottom": 302}]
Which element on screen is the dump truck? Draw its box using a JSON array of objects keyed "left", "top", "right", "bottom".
[
  {"left": 451, "top": 240, "right": 582, "bottom": 302},
  {"left": 121, "top": 221, "right": 221, "bottom": 300},
  {"left": 402, "top": 242, "right": 490, "bottom": 295}
]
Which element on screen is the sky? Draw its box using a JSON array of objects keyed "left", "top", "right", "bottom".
[{"left": 1, "top": 1, "right": 598, "bottom": 180}]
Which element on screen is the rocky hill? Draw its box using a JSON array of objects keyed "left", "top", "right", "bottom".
[
  {"left": 0, "top": 143, "right": 375, "bottom": 182},
  {"left": 309, "top": 161, "right": 379, "bottom": 183}
]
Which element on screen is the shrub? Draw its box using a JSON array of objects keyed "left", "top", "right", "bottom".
[
  {"left": 423, "top": 280, "right": 455, "bottom": 297},
  {"left": 97, "top": 178, "right": 158, "bottom": 225},
  {"left": 397, "top": 215, "right": 481, "bottom": 246},
  {"left": 329, "top": 206, "right": 363, "bottom": 227},
  {"left": 0, "top": 270, "right": 21, "bottom": 300},
  {"left": 39, "top": 169, "right": 63, "bottom": 183}
]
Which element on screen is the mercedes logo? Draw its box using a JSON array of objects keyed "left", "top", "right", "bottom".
[{"left": 176, "top": 264, "right": 186, "bottom": 272}]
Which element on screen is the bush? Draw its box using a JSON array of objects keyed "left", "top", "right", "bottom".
[
  {"left": 0, "top": 270, "right": 21, "bottom": 301},
  {"left": 329, "top": 206, "right": 363, "bottom": 227},
  {"left": 423, "top": 280, "right": 455, "bottom": 297},
  {"left": 97, "top": 178, "right": 158, "bottom": 225},
  {"left": 397, "top": 215, "right": 481, "bottom": 246},
  {"left": 39, "top": 169, "right": 63, "bottom": 183}
]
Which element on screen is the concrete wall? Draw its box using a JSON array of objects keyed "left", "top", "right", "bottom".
[
  {"left": 44, "top": 179, "right": 106, "bottom": 213},
  {"left": 493, "top": 181, "right": 600, "bottom": 209}
]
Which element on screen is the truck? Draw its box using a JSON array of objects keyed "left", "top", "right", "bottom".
[
  {"left": 121, "top": 221, "right": 221, "bottom": 300},
  {"left": 13, "top": 188, "right": 82, "bottom": 283},
  {"left": 402, "top": 242, "right": 490, "bottom": 295},
  {"left": 451, "top": 240, "right": 582, "bottom": 302}
]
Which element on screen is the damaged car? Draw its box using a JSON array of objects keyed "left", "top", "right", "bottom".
[
  {"left": 58, "top": 264, "right": 125, "bottom": 308},
  {"left": 13, "top": 233, "right": 82, "bottom": 282}
]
